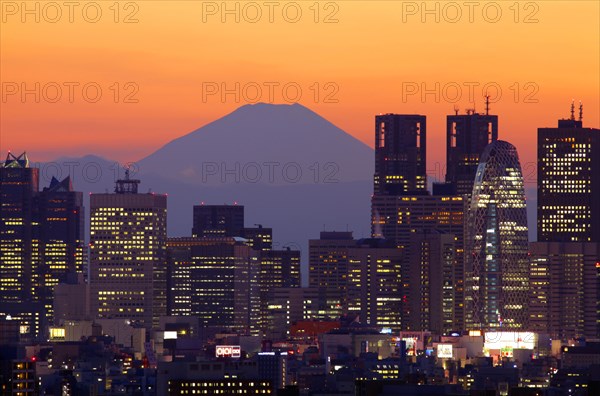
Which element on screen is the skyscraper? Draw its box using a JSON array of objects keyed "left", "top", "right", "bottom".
[
  {"left": 309, "top": 232, "right": 403, "bottom": 329},
  {"left": 529, "top": 241, "right": 600, "bottom": 339},
  {"left": 36, "top": 176, "right": 84, "bottom": 325},
  {"left": 258, "top": 248, "right": 300, "bottom": 333},
  {"left": 90, "top": 172, "right": 167, "bottom": 329},
  {"left": 0, "top": 152, "right": 43, "bottom": 339},
  {"left": 371, "top": 194, "right": 465, "bottom": 329},
  {"left": 242, "top": 225, "right": 273, "bottom": 251},
  {"left": 345, "top": 238, "right": 403, "bottom": 330},
  {"left": 538, "top": 106, "right": 600, "bottom": 242},
  {"left": 374, "top": 114, "right": 427, "bottom": 196},
  {"left": 0, "top": 152, "right": 39, "bottom": 303},
  {"left": 192, "top": 204, "right": 244, "bottom": 237},
  {"left": 465, "top": 140, "right": 529, "bottom": 330},
  {"left": 406, "top": 230, "right": 456, "bottom": 334},
  {"left": 166, "top": 237, "right": 260, "bottom": 336},
  {"left": 309, "top": 231, "right": 355, "bottom": 305},
  {"left": 446, "top": 110, "right": 498, "bottom": 195}
]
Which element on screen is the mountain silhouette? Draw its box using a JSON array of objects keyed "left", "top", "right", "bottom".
[{"left": 137, "top": 103, "right": 373, "bottom": 185}]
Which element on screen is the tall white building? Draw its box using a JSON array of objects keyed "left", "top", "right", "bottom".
[{"left": 465, "top": 141, "right": 529, "bottom": 330}]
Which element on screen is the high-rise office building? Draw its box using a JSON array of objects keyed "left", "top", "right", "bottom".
[
  {"left": 374, "top": 114, "right": 427, "bottom": 196},
  {"left": 265, "top": 287, "right": 343, "bottom": 340},
  {"left": 36, "top": 176, "right": 84, "bottom": 325},
  {"left": 192, "top": 204, "right": 244, "bottom": 237},
  {"left": 90, "top": 172, "right": 167, "bottom": 329},
  {"left": 0, "top": 153, "right": 43, "bottom": 339},
  {"left": 371, "top": 194, "right": 465, "bottom": 330},
  {"left": 465, "top": 140, "right": 529, "bottom": 330},
  {"left": 258, "top": 248, "right": 300, "bottom": 333},
  {"left": 0, "top": 152, "right": 39, "bottom": 305},
  {"left": 309, "top": 232, "right": 403, "bottom": 329},
  {"left": 166, "top": 237, "right": 260, "bottom": 336},
  {"left": 529, "top": 241, "right": 600, "bottom": 339},
  {"left": 346, "top": 239, "right": 403, "bottom": 330},
  {"left": 406, "top": 230, "right": 456, "bottom": 334},
  {"left": 538, "top": 107, "right": 600, "bottom": 242},
  {"left": 242, "top": 225, "right": 273, "bottom": 251},
  {"left": 446, "top": 110, "right": 498, "bottom": 195},
  {"left": 309, "top": 231, "right": 356, "bottom": 306},
  {"left": 1, "top": 153, "right": 86, "bottom": 338}
]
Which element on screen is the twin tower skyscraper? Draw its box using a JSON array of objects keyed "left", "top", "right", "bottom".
[{"left": 371, "top": 110, "right": 530, "bottom": 331}]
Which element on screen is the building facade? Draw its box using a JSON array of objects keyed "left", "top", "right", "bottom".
[
  {"left": 371, "top": 194, "right": 465, "bottom": 330},
  {"left": 90, "top": 174, "right": 167, "bottom": 329},
  {"left": 465, "top": 140, "right": 529, "bottom": 330},
  {"left": 538, "top": 112, "right": 600, "bottom": 242},
  {"left": 374, "top": 114, "right": 427, "bottom": 196},
  {"left": 529, "top": 241, "right": 600, "bottom": 339},
  {"left": 166, "top": 237, "right": 261, "bottom": 336},
  {"left": 446, "top": 111, "right": 498, "bottom": 196},
  {"left": 406, "top": 230, "right": 456, "bottom": 334}
]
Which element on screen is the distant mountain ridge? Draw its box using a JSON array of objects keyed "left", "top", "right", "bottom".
[{"left": 136, "top": 103, "right": 374, "bottom": 185}]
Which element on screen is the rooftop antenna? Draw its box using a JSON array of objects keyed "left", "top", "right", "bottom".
[
  {"left": 579, "top": 101, "right": 583, "bottom": 122},
  {"left": 115, "top": 164, "right": 140, "bottom": 194},
  {"left": 485, "top": 94, "right": 490, "bottom": 116},
  {"left": 453, "top": 105, "right": 459, "bottom": 116},
  {"left": 570, "top": 99, "right": 575, "bottom": 120}
]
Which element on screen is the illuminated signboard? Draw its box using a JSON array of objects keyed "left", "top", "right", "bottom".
[
  {"left": 437, "top": 344, "right": 453, "bottom": 358},
  {"left": 483, "top": 332, "right": 536, "bottom": 357},
  {"left": 164, "top": 331, "right": 177, "bottom": 340},
  {"left": 216, "top": 345, "right": 241, "bottom": 358},
  {"left": 403, "top": 338, "right": 417, "bottom": 356}
]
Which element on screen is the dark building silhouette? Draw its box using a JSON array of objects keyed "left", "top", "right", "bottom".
[
  {"left": 374, "top": 114, "right": 427, "bottom": 196},
  {"left": 0, "top": 152, "right": 39, "bottom": 305},
  {"left": 308, "top": 231, "right": 355, "bottom": 302},
  {"left": 309, "top": 232, "right": 403, "bottom": 329},
  {"left": 258, "top": 248, "right": 300, "bottom": 332},
  {"left": 1, "top": 153, "right": 86, "bottom": 338},
  {"left": 529, "top": 241, "right": 600, "bottom": 339},
  {"left": 446, "top": 110, "right": 498, "bottom": 196},
  {"left": 36, "top": 176, "right": 85, "bottom": 324},
  {"left": 406, "top": 230, "right": 456, "bottom": 334},
  {"left": 192, "top": 204, "right": 244, "bottom": 237},
  {"left": 166, "top": 237, "right": 260, "bottom": 336},
  {"left": 538, "top": 105, "right": 600, "bottom": 242},
  {"left": 242, "top": 225, "right": 273, "bottom": 251}
]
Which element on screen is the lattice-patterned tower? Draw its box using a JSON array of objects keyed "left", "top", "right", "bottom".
[{"left": 465, "top": 141, "right": 529, "bottom": 330}]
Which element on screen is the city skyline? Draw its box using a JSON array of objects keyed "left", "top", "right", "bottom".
[{"left": 1, "top": 2, "right": 599, "bottom": 394}]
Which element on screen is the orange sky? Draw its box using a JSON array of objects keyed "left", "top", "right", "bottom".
[{"left": 1, "top": 0, "right": 598, "bottom": 181}]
